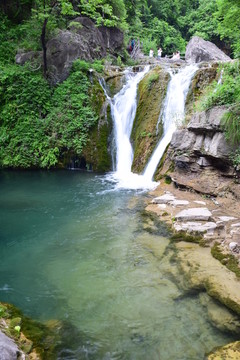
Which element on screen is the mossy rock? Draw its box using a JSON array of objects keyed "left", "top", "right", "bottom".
[
  {"left": 1, "top": 302, "right": 59, "bottom": 359},
  {"left": 185, "top": 64, "right": 218, "bottom": 120},
  {"left": 82, "top": 102, "right": 113, "bottom": 172},
  {"left": 0, "top": 304, "right": 8, "bottom": 318},
  {"left": 211, "top": 243, "right": 240, "bottom": 278},
  {"left": 104, "top": 72, "right": 126, "bottom": 97},
  {"left": 82, "top": 78, "right": 113, "bottom": 172},
  {"left": 131, "top": 66, "right": 170, "bottom": 173},
  {"left": 170, "top": 231, "right": 205, "bottom": 245}
]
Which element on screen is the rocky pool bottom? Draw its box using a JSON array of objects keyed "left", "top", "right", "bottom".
[{"left": 0, "top": 170, "right": 239, "bottom": 359}]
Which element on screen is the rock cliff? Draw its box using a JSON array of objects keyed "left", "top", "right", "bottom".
[
  {"left": 46, "top": 17, "right": 123, "bottom": 84},
  {"left": 161, "top": 105, "right": 239, "bottom": 197}
]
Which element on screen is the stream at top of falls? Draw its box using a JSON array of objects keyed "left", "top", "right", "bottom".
[{"left": 0, "top": 170, "right": 238, "bottom": 360}]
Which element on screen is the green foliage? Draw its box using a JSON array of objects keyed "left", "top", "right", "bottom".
[
  {"left": 198, "top": 61, "right": 240, "bottom": 164},
  {"left": 221, "top": 105, "right": 240, "bottom": 146},
  {"left": 72, "top": 59, "right": 104, "bottom": 73},
  {"left": 180, "top": 0, "right": 218, "bottom": 41},
  {"left": 170, "top": 232, "right": 204, "bottom": 244},
  {"left": 0, "top": 61, "right": 98, "bottom": 169},
  {"left": 150, "top": 17, "right": 186, "bottom": 54},
  {"left": 146, "top": 72, "right": 159, "bottom": 90},
  {"left": 230, "top": 148, "right": 240, "bottom": 169},
  {"left": 197, "top": 61, "right": 240, "bottom": 145},
  {"left": 45, "top": 67, "right": 97, "bottom": 157},
  {"left": 79, "top": 0, "right": 127, "bottom": 29},
  {"left": 216, "top": 0, "right": 240, "bottom": 58},
  {"left": 0, "top": 12, "right": 19, "bottom": 64},
  {"left": 199, "top": 61, "right": 240, "bottom": 110}
]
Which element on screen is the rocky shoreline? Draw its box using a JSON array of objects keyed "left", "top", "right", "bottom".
[{"left": 145, "top": 181, "right": 240, "bottom": 358}]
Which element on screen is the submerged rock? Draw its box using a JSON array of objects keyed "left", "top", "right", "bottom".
[
  {"left": 175, "top": 242, "right": 240, "bottom": 315},
  {"left": 207, "top": 340, "right": 240, "bottom": 359},
  {"left": 200, "top": 293, "right": 240, "bottom": 334},
  {"left": 185, "top": 36, "right": 231, "bottom": 63}
]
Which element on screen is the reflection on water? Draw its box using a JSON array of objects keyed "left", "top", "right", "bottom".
[{"left": 0, "top": 170, "right": 238, "bottom": 359}]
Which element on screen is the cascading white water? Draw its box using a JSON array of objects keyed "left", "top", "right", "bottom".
[
  {"left": 111, "top": 67, "right": 149, "bottom": 176},
  {"left": 143, "top": 64, "right": 198, "bottom": 181},
  {"left": 102, "top": 64, "right": 198, "bottom": 190},
  {"left": 103, "top": 66, "right": 159, "bottom": 190}
]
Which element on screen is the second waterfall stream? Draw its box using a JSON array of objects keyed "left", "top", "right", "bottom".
[{"left": 103, "top": 64, "right": 198, "bottom": 190}]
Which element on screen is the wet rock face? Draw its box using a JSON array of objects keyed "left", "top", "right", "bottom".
[
  {"left": 131, "top": 67, "right": 170, "bottom": 173},
  {"left": 185, "top": 36, "right": 231, "bottom": 63},
  {"left": 46, "top": 17, "right": 123, "bottom": 84}
]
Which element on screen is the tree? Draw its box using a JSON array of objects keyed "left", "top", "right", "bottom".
[
  {"left": 215, "top": 0, "right": 240, "bottom": 58},
  {"left": 79, "top": 0, "right": 127, "bottom": 28},
  {"left": 181, "top": 0, "right": 218, "bottom": 41},
  {"left": 32, "top": 0, "right": 77, "bottom": 77}
]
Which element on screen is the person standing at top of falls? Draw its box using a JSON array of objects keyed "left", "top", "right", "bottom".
[
  {"left": 149, "top": 49, "right": 154, "bottom": 57},
  {"left": 157, "top": 47, "right": 162, "bottom": 59},
  {"left": 172, "top": 51, "right": 180, "bottom": 60}
]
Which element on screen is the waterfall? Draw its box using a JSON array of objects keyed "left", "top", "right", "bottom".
[
  {"left": 102, "top": 66, "right": 158, "bottom": 190},
  {"left": 143, "top": 64, "right": 198, "bottom": 181},
  {"left": 111, "top": 67, "right": 149, "bottom": 176},
  {"left": 101, "top": 64, "right": 198, "bottom": 190}
]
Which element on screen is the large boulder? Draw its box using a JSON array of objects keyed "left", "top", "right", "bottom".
[
  {"left": 0, "top": 330, "right": 23, "bottom": 360},
  {"left": 185, "top": 36, "right": 231, "bottom": 63},
  {"left": 46, "top": 17, "right": 123, "bottom": 84}
]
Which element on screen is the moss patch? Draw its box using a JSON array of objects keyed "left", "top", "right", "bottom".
[
  {"left": 170, "top": 231, "right": 205, "bottom": 246},
  {"left": 0, "top": 301, "right": 58, "bottom": 358},
  {"left": 185, "top": 64, "right": 218, "bottom": 121},
  {"left": 211, "top": 243, "right": 240, "bottom": 278},
  {"left": 82, "top": 79, "right": 113, "bottom": 172},
  {"left": 131, "top": 66, "right": 170, "bottom": 173}
]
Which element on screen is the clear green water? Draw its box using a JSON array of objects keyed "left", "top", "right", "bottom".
[{"left": 0, "top": 170, "right": 237, "bottom": 359}]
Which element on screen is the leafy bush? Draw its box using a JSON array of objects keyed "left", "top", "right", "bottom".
[
  {"left": 198, "top": 61, "right": 240, "bottom": 163},
  {"left": 0, "top": 61, "right": 98, "bottom": 169},
  {"left": 221, "top": 104, "right": 240, "bottom": 145},
  {"left": 200, "top": 61, "right": 240, "bottom": 109},
  {"left": 229, "top": 148, "right": 240, "bottom": 170}
]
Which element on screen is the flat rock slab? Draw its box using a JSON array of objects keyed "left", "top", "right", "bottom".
[
  {"left": 231, "top": 223, "right": 240, "bottom": 228},
  {"left": 175, "top": 207, "right": 212, "bottom": 221},
  {"left": 194, "top": 200, "right": 206, "bottom": 205},
  {"left": 152, "top": 193, "right": 175, "bottom": 204},
  {"left": 174, "top": 221, "right": 217, "bottom": 233},
  {"left": 169, "top": 199, "right": 190, "bottom": 207},
  {"left": 218, "top": 216, "right": 237, "bottom": 222}
]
